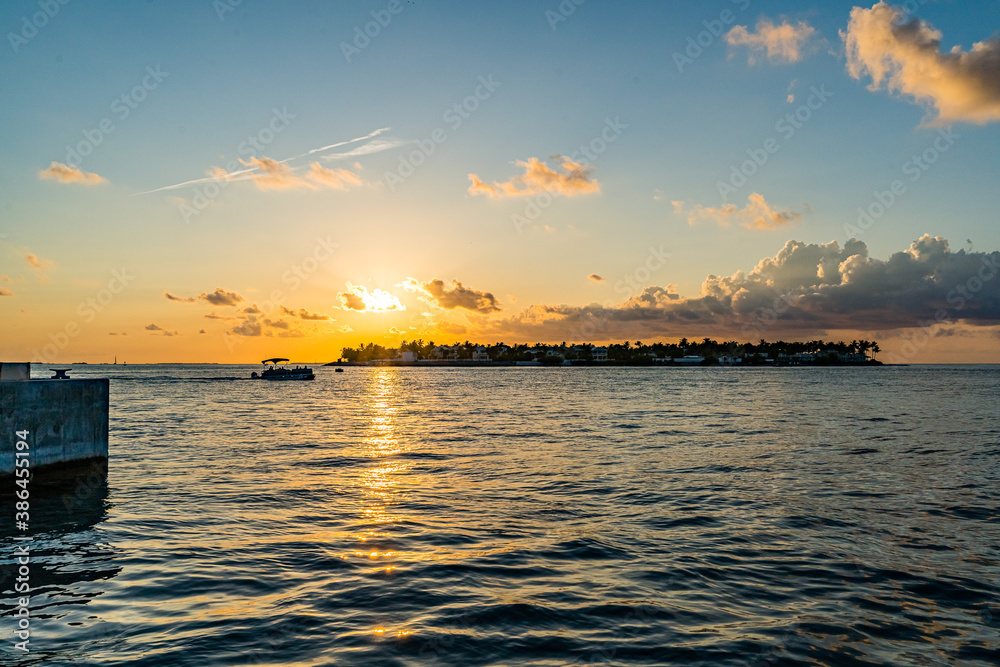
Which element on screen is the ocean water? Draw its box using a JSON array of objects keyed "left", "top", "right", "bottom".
[{"left": 2, "top": 364, "right": 999, "bottom": 666}]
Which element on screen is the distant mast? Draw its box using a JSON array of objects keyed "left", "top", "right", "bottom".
[{"left": 114, "top": 356, "right": 117, "bottom": 365}]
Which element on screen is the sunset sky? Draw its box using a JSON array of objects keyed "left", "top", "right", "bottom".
[{"left": 2, "top": 0, "right": 999, "bottom": 363}]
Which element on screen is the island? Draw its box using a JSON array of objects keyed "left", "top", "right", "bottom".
[{"left": 327, "top": 338, "right": 883, "bottom": 367}]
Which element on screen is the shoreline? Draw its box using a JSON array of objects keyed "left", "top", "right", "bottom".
[{"left": 324, "top": 359, "right": 887, "bottom": 368}]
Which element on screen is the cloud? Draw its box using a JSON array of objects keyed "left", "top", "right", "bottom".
[
  {"left": 233, "top": 157, "right": 366, "bottom": 191},
  {"left": 676, "top": 193, "right": 802, "bottom": 230},
  {"left": 934, "top": 327, "right": 974, "bottom": 338},
  {"left": 468, "top": 156, "right": 600, "bottom": 198},
  {"left": 387, "top": 327, "right": 405, "bottom": 335},
  {"left": 167, "top": 288, "right": 244, "bottom": 306},
  {"left": 231, "top": 316, "right": 262, "bottom": 337},
  {"left": 400, "top": 278, "right": 501, "bottom": 314},
  {"left": 305, "top": 163, "right": 363, "bottom": 190},
  {"left": 145, "top": 323, "right": 179, "bottom": 336},
  {"left": 0, "top": 288, "right": 12, "bottom": 297},
  {"left": 588, "top": 274, "right": 604, "bottom": 282},
  {"left": 727, "top": 18, "right": 817, "bottom": 64},
  {"left": 317, "top": 138, "right": 408, "bottom": 161},
  {"left": 339, "top": 325, "right": 354, "bottom": 333},
  {"left": 480, "top": 235, "right": 1000, "bottom": 341},
  {"left": 241, "top": 305, "right": 262, "bottom": 314},
  {"left": 25, "top": 253, "right": 53, "bottom": 270},
  {"left": 264, "top": 318, "right": 290, "bottom": 330},
  {"left": 1, "top": 274, "right": 11, "bottom": 283},
  {"left": 338, "top": 282, "right": 405, "bottom": 312},
  {"left": 239, "top": 157, "right": 307, "bottom": 190},
  {"left": 38, "top": 162, "right": 106, "bottom": 185},
  {"left": 204, "top": 312, "right": 230, "bottom": 320},
  {"left": 201, "top": 288, "right": 243, "bottom": 306},
  {"left": 137, "top": 128, "right": 392, "bottom": 195},
  {"left": 842, "top": 2, "right": 1000, "bottom": 124},
  {"left": 199, "top": 329, "right": 206, "bottom": 334},
  {"left": 438, "top": 321, "right": 469, "bottom": 335},
  {"left": 280, "top": 306, "right": 329, "bottom": 320},
  {"left": 278, "top": 330, "right": 305, "bottom": 338}
]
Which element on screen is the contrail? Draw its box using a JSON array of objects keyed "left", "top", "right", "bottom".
[
  {"left": 134, "top": 127, "right": 393, "bottom": 195},
  {"left": 303, "top": 127, "right": 390, "bottom": 156}
]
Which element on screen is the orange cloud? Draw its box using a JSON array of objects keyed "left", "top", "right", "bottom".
[
  {"left": 236, "top": 157, "right": 365, "bottom": 191},
  {"left": 306, "top": 163, "right": 363, "bottom": 190},
  {"left": 164, "top": 287, "right": 243, "bottom": 306},
  {"left": 25, "top": 253, "right": 53, "bottom": 269},
  {"left": 400, "top": 278, "right": 501, "bottom": 314},
  {"left": 338, "top": 283, "right": 405, "bottom": 312},
  {"left": 279, "top": 306, "right": 330, "bottom": 320},
  {"left": 239, "top": 157, "right": 306, "bottom": 190},
  {"left": 727, "top": 19, "right": 817, "bottom": 64},
  {"left": 38, "top": 162, "right": 106, "bottom": 185},
  {"left": 468, "top": 156, "right": 600, "bottom": 198},
  {"left": 842, "top": 2, "right": 1000, "bottom": 124},
  {"left": 676, "top": 193, "right": 802, "bottom": 230}
]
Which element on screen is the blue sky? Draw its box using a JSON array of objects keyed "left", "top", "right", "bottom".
[{"left": 2, "top": 0, "right": 999, "bottom": 362}]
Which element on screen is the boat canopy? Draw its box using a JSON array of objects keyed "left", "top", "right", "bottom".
[{"left": 261, "top": 357, "right": 290, "bottom": 364}]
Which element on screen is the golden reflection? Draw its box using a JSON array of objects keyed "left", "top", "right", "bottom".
[
  {"left": 363, "top": 368, "right": 402, "bottom": 458},
  {"left": 353, "top": 368, "right": 422, "bottom": 551}
]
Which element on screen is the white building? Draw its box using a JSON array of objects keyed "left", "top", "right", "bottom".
[
  {"left": 472, "top": 347, "right": 490, "bottom": 362},
  {"left": 674, "top": 355, "right": 704, "bottom": 365},
  {"left": 591, "top": 347, "right": 608, "bottom": 362},
  {"left": 432, "top": 346, "right": 458, "bottom": 360}
]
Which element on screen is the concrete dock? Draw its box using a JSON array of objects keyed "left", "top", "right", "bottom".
[{"left": 1, "top": 363, "right": 109, "bottom": 475}]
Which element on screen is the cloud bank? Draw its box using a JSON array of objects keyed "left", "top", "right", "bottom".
[{"left": 482, "top": 235, "right": 1000, "bottom": 341}]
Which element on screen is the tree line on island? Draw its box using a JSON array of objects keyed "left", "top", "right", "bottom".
[{"left": 338, "top": 338, "right": 882, "bottom": 365}]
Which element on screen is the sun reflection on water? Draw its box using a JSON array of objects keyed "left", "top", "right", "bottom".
[{"left": 353, "top": 369, "right": 418, "bottom": 552}]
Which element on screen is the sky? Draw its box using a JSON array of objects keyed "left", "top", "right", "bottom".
[{"left": 1, "top": 0, "right": 999, "bottom": 364}]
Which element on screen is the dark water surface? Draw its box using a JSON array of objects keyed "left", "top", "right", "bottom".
[{"left": 3, "top": 365, "right": 999, "bottom": 666}]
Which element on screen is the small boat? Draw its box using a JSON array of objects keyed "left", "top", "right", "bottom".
[
  {"left": 334, "top": 367, "right": 344, "bottom": 373},
  {"left": 252, "top": 358, "right": 315, "bottom": 381}
]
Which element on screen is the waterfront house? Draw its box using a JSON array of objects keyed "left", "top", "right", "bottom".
[{"left": 432, "top": 346, "right": 458, "bottom": 360}]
